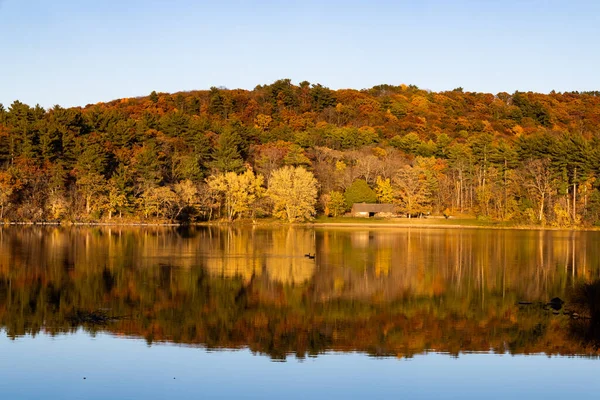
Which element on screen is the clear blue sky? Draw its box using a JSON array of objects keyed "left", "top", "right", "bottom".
[{"left": 1, "top": 0, "right": 599, "bottom": 108}]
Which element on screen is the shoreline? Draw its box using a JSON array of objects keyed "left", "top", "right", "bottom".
[
  {"left": 309, "top": 222, "right": 599, "bottom": 232},
  {"left": 1, "top": 219, "right": 599, "bottom": 232}
]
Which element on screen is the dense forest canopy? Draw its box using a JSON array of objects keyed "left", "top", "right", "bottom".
[{"left": 1, "top": 80, "right": 600, "bottom": 225}]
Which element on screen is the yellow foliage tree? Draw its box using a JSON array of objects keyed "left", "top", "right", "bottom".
[
  {"left": 267, "top": 166, "right": 318, "bottom": 222},
  {"left": 106, "top": 186, "right": 127, "bottom": 219},
  {"left": 254, "top": 114, "right": 272, "bottom": 131},
  {"left": 327, "top": 191, "right": 346, "bottom": 217},
  {"left": 173, "top": 179, "right": 199, "bottom": 219},
  {"left": 76, "top": 172, "right": 106, "bottom": 215},
  {"left": 393, "top": 165, "right": 431, "bottom": 218},
  {"left": 138, "top": 186, "right": 177, "bottom": 219},
  {"left": 208, "top": 168, "right": 264, "bottom": 221},
  {"left": 375, "top": 176, "right": 394, "bottom": 204}
]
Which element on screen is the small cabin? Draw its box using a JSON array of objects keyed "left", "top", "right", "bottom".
[{"left": 351, "top": 203, "right": 395, "bottom": 218}]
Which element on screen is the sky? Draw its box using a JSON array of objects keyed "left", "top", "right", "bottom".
[{"left": 0, "top": 0, "right": 599, "bottom": 108}]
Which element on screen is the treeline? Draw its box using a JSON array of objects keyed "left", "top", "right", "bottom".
[{"left": 1, "top": 80, "right": 600, "bottom": 225}]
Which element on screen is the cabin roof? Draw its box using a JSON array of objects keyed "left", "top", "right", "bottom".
[{"left": 351, "top": 203, "right": 395, "bottom": 213}]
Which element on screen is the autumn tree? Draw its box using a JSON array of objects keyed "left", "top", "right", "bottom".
[
  {"left": 521, "top": 158, "right": 554, "bottom": 224},
  {"left": 208, "top": 168, "right": 264, "bottom": 221},
  {"left": 375, "top": 176, "right": 394, "bottom": 203},
  {"left": 138, "top": 186, "right": 177, "bottom": 219},
  {"left": 252, "top": 141, "right": 309, "bottom": 182},
  {"left": 267, "top": 166, "right": 318, "bottom": 222},
  {"left": 0, "top": 170, "right": 21, "bottom": 219},
  {"left": 325, "top": 191, "right": 347, "bottom": 217},
  {"left": 106, "top": 164, "right": 134, "bottom": 219},
  {"left": 173, "top": 179, "right": 200, "bottom": 221},
  {"left": 394, "top": 165, "right": 431, "bottom": 218}
]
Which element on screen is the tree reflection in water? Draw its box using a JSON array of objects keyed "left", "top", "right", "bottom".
[
  {"left": 1, "top": 226, "right": 600, "bottom": 359},
  {"left": 569, "top": 280, "right": 600, "bottom": 349}
]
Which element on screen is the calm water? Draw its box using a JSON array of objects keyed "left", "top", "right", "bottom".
[{"left": 1, "top": 226, "right": 600, "bottom": 399}]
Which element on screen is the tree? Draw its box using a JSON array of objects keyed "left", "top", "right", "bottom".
[
  {"left": 207, "top": 168, "right": 264, "bottom": 221},
  {"left": 512, "top": 92, "right": 551, "bottom": 127},
  {"left": 375, "top": 176, "right": 394, "bottom": 203},
  {"left": 138, "top": 186, "right": 177, "bottom": 219},
  {"left": 173, "top": 179, "right": 199, "bottom": 220},
  {"left": 344, "top": 179, "right": 377, "bottom": 208},
  {"left": 310, "top": 83, "right": 336, "bottom": 111},
  {"left": 252, "top": 141, "right": 310, "bottom": 182},
  {"left": 267, "top": 166, "right": 318, "bottom": 222},
  {"left": 106, "top": 164, "right": 133, "bottom": 218},
  {"left": 0, "top": 170, "right": 20, "bottom": 219},
  {"left": 391, "top": 132, "right": 422, "bottom": 154},
  {"left": 106, "top": 185, "right": 128, "bottom": 219},
  {"left": 46, "top": 162, "right": 68, "bottom": 220},
  {"left": 254, "top": 114, "right": 272, "bottom": 132},
  {"left": 76, "top": 172, "right": 107, "bottom": 216},
  {"left": 326, "top": 191, "right": 347, "bottom": 217},
  {"left": 394, "top": 165, "right": 430, "bottom": 218},
  {"left": 73, "top": 132, "right": 108, "bottom": 216},
  {"left": 522, "top": 159, "right": 554, "bottom": 224},
  {"left": 210, "top": 130, "right": 245, "bottom": 173},
  {"left": 6, "top": 101, "right": 38, "bottom": 164},
  {"left": 131, "top": 142, "right": 164, "bottom": 190}
]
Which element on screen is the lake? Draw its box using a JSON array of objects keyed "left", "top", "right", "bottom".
[{"left": 1, "top": 226, "right": 600, "bottom": 399}]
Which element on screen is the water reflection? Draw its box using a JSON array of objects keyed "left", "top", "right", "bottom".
[
  {"left": 0, "top": 226, "right": 599, "bottom": 359},
  {"left": 568, "top": 279, "right": 600, "bottom": 348}
]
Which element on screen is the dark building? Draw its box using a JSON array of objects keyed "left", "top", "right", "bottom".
[{"left": 350, "top": 203, "right": 395, "bottom": 218}]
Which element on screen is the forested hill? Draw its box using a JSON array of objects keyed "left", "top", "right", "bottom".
[{"left": 1, "top": 80, "right": 600, "bottom": 225}]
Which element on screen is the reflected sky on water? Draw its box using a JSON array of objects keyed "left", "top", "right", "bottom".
[{"left": 2, "top": 331, "right": 600, "bottom": 400}]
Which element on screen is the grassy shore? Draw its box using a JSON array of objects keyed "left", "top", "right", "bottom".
[
  {"left": 310, "top": 216, "right": 598, "bottom": 231},
  {"left": 2, "top": 216, "right": 598, "bottom": 231}
]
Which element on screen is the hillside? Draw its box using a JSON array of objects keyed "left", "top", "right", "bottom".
[{"left": 0, "top": 80, "right": 599, "bottom": 225}]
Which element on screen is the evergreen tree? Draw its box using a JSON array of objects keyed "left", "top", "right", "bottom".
[
  {"left": 344, "top": 179, "right": 377, "bottom": 207},
  {"left": 210, "top": 130, "right": 244, "bottom": 173}
]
